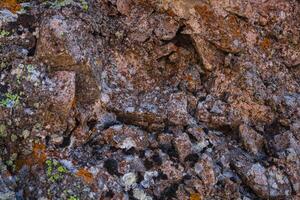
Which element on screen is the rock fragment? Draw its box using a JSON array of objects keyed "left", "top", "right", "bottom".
[
  {"left": 167, "top": 93, "right": 191, "bottom": 126},
  {"left": 232, "top": 153, "right": 292, "bottom": 199},
  {"left": 239, "top": 124, "right": 264, "bottom": 154},
  {"left": 174, "top": 132, "right": 192, "bottom": 162},
  {"left": 154, "top": 15, "right": 179, "bottom": 40},
  {"left": 122, "top": 172, "right": 136, "bottom": 191},
  {"left": 195, "top": 154, "right": 216, "bottom": 195},
  {"left": 44, "top": 71, "right": 76, "bottom": 134}
]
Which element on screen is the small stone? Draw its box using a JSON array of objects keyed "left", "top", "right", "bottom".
[
  {"left": 10, "top": 134, "right": 17, "bottom": 142},
  {"left": 51, "top": 134, "right": 64, "bottom": 145},
  {"left": 232, "top": 155, "right": 269, "bottom": 199},
  {"left": 22, "top": 130, "right": 30, "bottom": 139},
  {"left": 0, "top": 10, "right": 17, "bottom": 27},
  {"left": 239, "top": 124, "right": 264, "bottom": 154},
  {"left": 0, "top": 125, "right": 7, "bottom": 137},
  {"left": 154, "top": 15, "right": 179, "bottom": 40},
  {"left": 116, "top": 0, "right": 132, "bottom": 16},
  {"left": 161, "top": 161, "right": 184, "bottom": 181},
  {"left": 120, "top": 138, "right": 137, "bottom": 150},
  {"left": 195, "top": 154, "right": 216, "bottom": 192},
  {"left": 272, "top": 131, "right": 300, "bottom": 154},
  {"left": 141, "top": 171, "right": 158, "bottom": 188},
  {"left": 167, "top": 92, "right": 190, "bottom": 126},
  {"left": 0, "top": 175, "right": 16, "bottom": 200},
  {"left": 174, "top": 132, "right": 192, "bottom": 162},
  {"left": 122, "top": 172, "right": 137, "bottom": 191},
  {"left": 133, "top": 188, "right": 153, "bottom": 200}
]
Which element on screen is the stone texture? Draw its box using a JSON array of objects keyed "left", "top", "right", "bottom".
[
  {"left": 239, "top": 124, "right": 265, "bottom": 154},
  {"left": 0, "top": 0, "right": 299, "bottom": 199}
]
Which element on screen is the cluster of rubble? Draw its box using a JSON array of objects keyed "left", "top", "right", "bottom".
[{"left": 0, "top": 0, "right": 299, "bottom": 199}]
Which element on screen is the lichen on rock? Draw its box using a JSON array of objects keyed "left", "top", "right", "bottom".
[{"left": 0, "top": 0, "right": 299, "bottom": 199}]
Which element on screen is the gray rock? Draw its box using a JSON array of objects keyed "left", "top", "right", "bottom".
[{"left": 0, "top": 10, "right": 17, "bottom": 27}]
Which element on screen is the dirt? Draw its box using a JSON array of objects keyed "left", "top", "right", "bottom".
[{"left": 0, "top": 0, "right": 299, "bottom": 199}]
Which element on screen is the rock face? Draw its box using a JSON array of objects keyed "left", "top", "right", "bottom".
[
  {"left": 0, "top": 160, "right": 16, "bottom": 200},
  {"left": 0, "top": 0, "right": 299, "bottom": 199},
  {"left": 239, "top": 124, "right": 265, "bottom": 154}
]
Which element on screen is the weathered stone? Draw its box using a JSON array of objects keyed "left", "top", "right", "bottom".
[
  {"left": 232, "top": 153, "right": 292, "bottom": 199},
  {"left": 121, "top": 172, "right": 137, "bottom": 191},
  {"left": 0, "top": 160, "right": 15, "bottom": 200},
  {"left": 194, "top": 154, "right": 216, "bottom": 195},
  {"left": 161, "top": 160, "right": 184, "bottom": 182},
  {"left": 232, "top": 155, "right": 269, "bottom": 199},
  {"left": 1, "top": 0, "right": 300, "bottom": 199},
  {"left": 0, "top": 176, "right": 15, "bottom": 200},
  {"left": 50, "top": 71, "right": 75, "bottom": 116},
  {"left": 174, "top": 132, "right": 192, "bottom": 162},
  {"left": 154, "top": 15, "right": 179, "bottom": 40},
  {"left": 0, "top": 10, "right": 17, "bottom": 27},
  {"left": 100, "top": 125, "right": 149, "bottom": 151},
  {"left": 267, "top": 166, "right": 292, "bottom": 198},
  {"left": 239, "top": 124, "right": 264, "bottom": 154},
  {"left": 272, "top": 131, "right": 300, "bottom": 154},
  {"left": 116, "top": 0, "right": 132, "bottom": 16},
  {"left": 36, "top": 13, "right": 100, "bottom": 107},
  {"left": 43, "top": 71, "right": 75, "bottom": 134},
  {"left": 167, "top": 93, "right": 190, "bottom": 126}
]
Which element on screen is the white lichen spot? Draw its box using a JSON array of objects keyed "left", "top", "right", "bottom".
[
  {"left": 122, "top": 172, "right": 137, "bottom": 191},
  {"left": 141, "top": 171, "right": 158, "bottom": 188},
  {"left": 100, "top": 93, "right": 110, "bottom": 104},
  {"left": 120, "top": 138, "right": 137, "bottom": 150},
  {"left": 133, "top": 188, "right": 153, "bottom": 200}
]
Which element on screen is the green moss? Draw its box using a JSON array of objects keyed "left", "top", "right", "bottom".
[
  {"left": 50, "top": 0, "right": 74, "bottom": 9},
  {"left": 68, "top": 196, "right": 79, "bottom": 200},
  {"left": 0, "top": 124, "right": 7, "bottom": 137},
  {"left": 58, "top": 165, "right": 68, "bottom": 173},
  {"left": 49, "top": 0, "right": 88, "bottom": 11},
  {"left": 46, "top": 159, "right": 68, "bottom": 183},
  {"left": 5, "top": 153, "right": 17, "bottom": 171},
  {"left": 0, "top": 92, "right": 20, "bottom": 108},
  {"left": 80, "top": 0, "right": 88, "bottom": 11},
  {"left": 0, "top": 30, "right": 10, "bottom": 38}
]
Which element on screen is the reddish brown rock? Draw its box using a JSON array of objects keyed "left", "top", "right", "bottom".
[
  {"left": 43, "top": 71, "right": 76, "bottom": 134},
  {"left": 174, "top": 132, "right": 192, "bottom": 162},
  {"left": 116, "top": 0, "right": 132, "bottom": 16},
  {"left": 194, "top": 154, "right": 216, "bottom": 196},
  {"left": 1, "top": 0, "right": 300, "bottom": 199},
  {"left": 167, "top": 93, "right": 190, "bottom": 126},
  {"left": 154, "top": 15, "right": 179, "bottom": 41},
  {"left": 239, "top": 124, "right": 265, "bottom": 154},
  {"left": 100, "top": 125, "right": 149, "bottom": 151}
]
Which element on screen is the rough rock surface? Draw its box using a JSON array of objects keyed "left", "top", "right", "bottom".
[{"left": 0, "top": 0, "right": 299, "bottom": 199}]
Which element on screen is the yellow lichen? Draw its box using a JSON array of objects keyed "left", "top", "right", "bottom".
[
  {"left": 190, "top": 193, "right": 202, "bottom": 200},
  {"left": 0, "top": 0, "right": 21, "bottom": 13}
]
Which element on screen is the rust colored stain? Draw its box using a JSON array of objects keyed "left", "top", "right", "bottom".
[
  {"left": 16, "top": 143, "right": 47, "bottom": 171},
  {"left": 76, "top": 168, "right": 94, "bottom": 184},
  {"left": 0, "top": 0, "right": 21, "bottom": 13},
  {"left": 260, "top": 37, "right": 271, "bottom": 50},
  {"left": 190, "top": 193, "right": 202, "bottom": 200},
  {"left": 32, "top": 143, "right": 47, "bottom": 163}
]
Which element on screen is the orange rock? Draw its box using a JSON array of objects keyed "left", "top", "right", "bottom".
[
  {"left": 0, "top": 0, "right": 21, "bottom": 13},
  {"left": 76, "top": 168, "right": 94, "bottom": 184},
  {"left": 190, "top": 193, "right": 202, "bottom": 200},
  {"left": 32, "top": 143, "right": 47, "bottom": 164},
  {"left": 16, "top": 143, "right": 47, "bottom": 171},
  {"left": 260, "top": 37, "right": 271, "bottom": 50}
]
